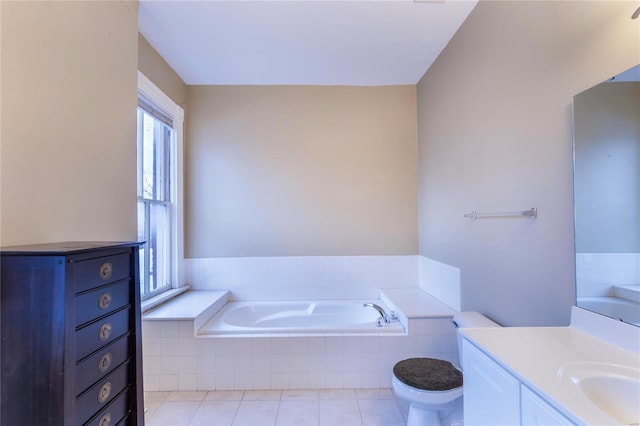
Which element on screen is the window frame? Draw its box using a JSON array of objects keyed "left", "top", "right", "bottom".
[{"left": 137, "top": 71, "right": 185, "bottom": 299}]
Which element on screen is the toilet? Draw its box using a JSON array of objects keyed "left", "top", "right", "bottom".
[{"left": 392, "top": 311, "right": 501, "bottom": 426}]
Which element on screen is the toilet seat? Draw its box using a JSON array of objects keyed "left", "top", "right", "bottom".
[
  {"left": 392, "top": 358, "right": 463, "bottom": 415},
  {"left": 393, "top": 358, "right": 463, "bottom": 391}
]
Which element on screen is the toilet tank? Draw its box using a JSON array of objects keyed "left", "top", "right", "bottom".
[{"left": 453, "top": 311, "right": 501, "bottom": 369}]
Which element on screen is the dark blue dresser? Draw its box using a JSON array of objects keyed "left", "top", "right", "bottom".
[{"left": 1, "top": 242, "right": 144, "bottom": 425}]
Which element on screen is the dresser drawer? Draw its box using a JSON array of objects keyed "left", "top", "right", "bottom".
[
  {"left": 83, "top": 388, "right": 130, "bottom": 426},
  {"left": 74, "top": 253, "right": 131, "bottom": 293},
  {"left": 76, "top": 280, "right": 131, "bottom": 327},
  {"left": 77, "top": 362, "right": 130, "bottom": 426},
  {"left": 76, "top": 333, "right": 131, "bottom": 396},
  {"left": 116, "top": 414, "right": 131, "bottom": 426},
  {"left": 76, "top": 308, "right": 130, "bottom": 361}
]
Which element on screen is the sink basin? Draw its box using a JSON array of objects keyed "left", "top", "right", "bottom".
[
  {"left": 559, "top": 362, "right": 640, "bottom": 425},
  {"left": 579, "top": 375, "right": 639, "bottom": 424}
]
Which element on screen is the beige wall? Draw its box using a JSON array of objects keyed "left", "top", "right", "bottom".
[
  {"left": 417, "top": 1, "right": 640, "bottom": 326},
  {"left": 1, "top": 1, "right": 139, "bottom": 246},
  {"left": 186, "top": 85, "right": 418, "bottom": 257},
  {"left": 138, "top": 33, "right": 187, "bottom": 109}
]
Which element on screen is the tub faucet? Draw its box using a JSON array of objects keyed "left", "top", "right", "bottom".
[{"left": 363, "top": 303, "right": 389, "bottom": 326}]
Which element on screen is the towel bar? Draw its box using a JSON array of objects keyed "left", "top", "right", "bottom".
[{"left": 464, "top": 208, "right": 537, "bottom": 220}]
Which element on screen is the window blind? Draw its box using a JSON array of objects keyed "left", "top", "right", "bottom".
[{"left": 137, "top": 94, "right": 173, "bottom": 128}]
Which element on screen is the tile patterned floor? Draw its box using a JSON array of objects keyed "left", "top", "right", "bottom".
[{"left": 145, "top": 389, "right": 410, "bottom": 426}]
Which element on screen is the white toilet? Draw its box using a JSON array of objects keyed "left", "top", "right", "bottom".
[{"left": 392, "top": 311, "right": 501, "bottom": 426}]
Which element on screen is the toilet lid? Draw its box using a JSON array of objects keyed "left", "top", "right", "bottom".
[{"left": 393, "top": 358, "right": 463, "bottom": 391}]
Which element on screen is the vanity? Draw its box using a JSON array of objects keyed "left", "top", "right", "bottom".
[
  {"left": 458, "top": 63, "right": 640, "bottom": 425},
  {"left": 460, "top": 307, "right": 640, "bottom": 425}
]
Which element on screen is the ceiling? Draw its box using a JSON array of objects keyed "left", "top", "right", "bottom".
[
  {"left": 610, "top": 64, "right": 640, "bottom": 82},
  {"left": 138, "top": 0, "right": 478, "bottom": 86}
]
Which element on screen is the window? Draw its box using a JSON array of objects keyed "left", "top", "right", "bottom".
[
  {"left": 137, "top": 72, "right": 184, "bottom": 301},
  {"left": 137, "top": 106, "right": 171, "bottom": 298}
]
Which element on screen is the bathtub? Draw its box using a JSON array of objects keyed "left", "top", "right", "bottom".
[
  {"left": 198, "top": 300, "right": 405, "bottom": 336},
  {"left": 577, "top": 296, "right": 640, "bottom": 326}
]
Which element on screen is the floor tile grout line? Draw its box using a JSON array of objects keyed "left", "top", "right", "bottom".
[
  {"left": 355, "top": 396, "right": 365, "bottom": 426},
  {"left": 272, "top": 397, "right": 282, "bottom": 426},
  {"left": 228, "top": 397, "right": 242, "bottom": 426},
  {"left": 186, "top": 399, "right": 204, "bottom": 426},
  {"left": 393, "top": 394, "right": 408, "bottom": 423}
]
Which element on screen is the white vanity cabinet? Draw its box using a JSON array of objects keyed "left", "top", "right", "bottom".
[
  {"left": 521, "top": 386, "right": 574, "bottom": 425},
  {"left": 462, "top": 338, "right": 575, "bottom": 426},
  {"left": 462, "top": 339, "right": 520, "bottom": 425},
  {"left": 460, "top": 309, "right": 640, "bottom": 425}
]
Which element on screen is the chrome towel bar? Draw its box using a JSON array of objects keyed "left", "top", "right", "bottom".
[{"left": 464, "top": 208, "right": 537, "bottom": 220}]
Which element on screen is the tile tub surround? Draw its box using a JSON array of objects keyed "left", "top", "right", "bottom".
[
  {"left": 184, "top": 255, "right": 419, "bottom": 301},
  {"left": 145, "top": 255, "right": 462, "bottom": 392},
  {"left": 575, "top": 253, "right": 640, "bottom": 297},
  {"left": 418, "top": 256, "right": 461, "bottom": 311},
  {"left": 142, "top": 317, "right": 458, "bottom": 392},
  {"left": 184, "top": 254, "right": 461, "bottom": 309}
]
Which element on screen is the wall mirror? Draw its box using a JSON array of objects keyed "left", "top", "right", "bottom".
[{"left": 573, "top": 64, "right": 640, "bottom": 326}]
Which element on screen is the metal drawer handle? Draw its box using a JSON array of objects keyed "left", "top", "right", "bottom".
[
  {"left": 98, "top": 292, "right": 112, "bottom": 310},
  {"left": 98, "top": 323, "right": 112, "bottom": 341},
  {"left": 97, "top": 381, "right": 112, "bottom": 404},
  {"left": 99, "top": 262, "right": 113, "bottom": 280},
  {"left": 98, "top": 352, "right": 112, "bottom": 373},
  {"left": 98, "top": 413, "right": 111, "bottom": 426}
]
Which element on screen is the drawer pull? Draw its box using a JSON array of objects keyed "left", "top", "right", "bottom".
[
  {"left": 98, "top": 292, "right": 112, "bottom": 310},
  {"left": 99, "top": 262, "right": 113, "bottom": 280},
  {"left": 98, "top": 323, "right": 112, "bottom": 341},
  {"left": 98, "top": 352, "right": 112, "bottom": 373},
  {"left": 97, "top": 381, "right": 112, "bottom": 404},
  {"left": 98, "top": 413, "right": 111, "bottom": 426}
]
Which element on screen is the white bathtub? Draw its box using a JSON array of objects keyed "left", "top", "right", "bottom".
[
  {"left": 577, "top": 296, "right": 640, "bottom": 326},
  {"left": 198, "top": 300, "right": 405, "bottom": 336}
]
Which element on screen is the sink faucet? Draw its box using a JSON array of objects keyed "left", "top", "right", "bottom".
[{"left": 363, "top": 303, "right": 389, "bottom": 326}]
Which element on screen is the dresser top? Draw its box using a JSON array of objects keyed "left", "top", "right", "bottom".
[{"left": 0, "top": 241, "right": 142, "bottom": 255}]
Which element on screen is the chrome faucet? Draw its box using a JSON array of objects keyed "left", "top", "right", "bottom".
[{"left": 363, "top": 303, "right": 389, "bottom": 326}]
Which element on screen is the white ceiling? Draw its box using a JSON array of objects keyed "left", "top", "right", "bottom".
[
  {"left": 138, "top": 0, "right": 478, "bottom": 86},
  {"left": 610, "top": 64, "right": 640, "bottom": 82}
]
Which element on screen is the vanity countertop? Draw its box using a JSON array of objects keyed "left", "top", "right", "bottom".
[{"left": 461, "top": 321, "right": 640, "bottom": 425}]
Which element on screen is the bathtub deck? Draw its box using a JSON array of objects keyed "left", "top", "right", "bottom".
[
  {"left": 143, "top": 290, "right": 229, "bottom": 331},
  {"left": 613, "top": 285, "right": 640, "bottom": 303},
  {"left": 381, "top": 288, "right": 455, "bottom": 319}
]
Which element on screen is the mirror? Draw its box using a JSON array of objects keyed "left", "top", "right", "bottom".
[{"left": 573, "top": 64, "right": 640, "bottom": 326}]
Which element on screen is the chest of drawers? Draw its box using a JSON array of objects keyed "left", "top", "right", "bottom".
[{"left": 1, "top": 242, "right": 144, "bottom": 426}]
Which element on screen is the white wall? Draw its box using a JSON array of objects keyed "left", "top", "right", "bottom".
[
  {"left": 0, "top": 1, "right": 139, "bottom": 245},
  {"left": 416, "top": 1, "right": 640, "bottom": 326}
]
